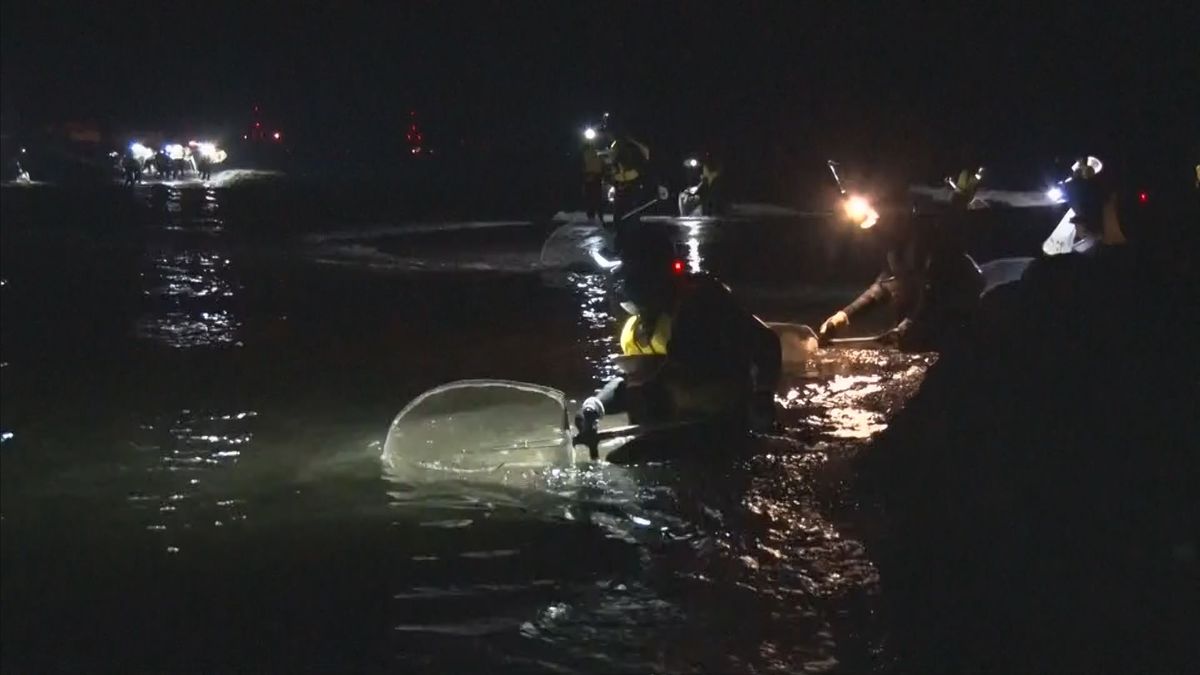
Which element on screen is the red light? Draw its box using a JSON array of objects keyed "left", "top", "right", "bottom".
[
  {"left": 671, "top": 259, "right": 685, "bottom": 274},
  {"left": 1138, "top": 191, "right": 1149, "bottom": 203}
]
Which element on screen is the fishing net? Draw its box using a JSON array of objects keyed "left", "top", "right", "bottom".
[{"left": 382, "top": 380, "right": 573, "bottom": 481}]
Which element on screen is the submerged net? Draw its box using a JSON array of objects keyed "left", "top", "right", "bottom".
[
  {"left": 381, "top": 380, "right": 573, "bottom": 481},
  {"left": 767, "top": 322, "right": 820, "bottom": 366},
  {"left": 538, "top": 222, "right": 613, "bottom": 269}
]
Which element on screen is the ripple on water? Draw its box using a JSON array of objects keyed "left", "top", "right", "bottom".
[
  {"left": 127, "top": 409, "right": 259, "bottom": 551},
  {"left": 567, "top": 271, "right": 621, "bottom": 384},
  {"left": 135, "top": 188, "right": 241, "bottom": 349},
  {"left": 136, "top": 250, "right": 241, "bottom": 348}
]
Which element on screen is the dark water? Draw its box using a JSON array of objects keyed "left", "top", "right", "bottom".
[{"left": 2, "top": 182, "right": 1051, "bottom": 672}]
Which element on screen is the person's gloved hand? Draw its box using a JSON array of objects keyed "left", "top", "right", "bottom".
[
  {"left": 819, "top": 310, "right": 849, "bottom": 335},
  {"left": 573, "top": 397, "right": 605, "bottom": 459},
  {"left": 657, "top": 185, "right": 670, "bottom": 200},
  {"left": 574, "top": 397, "right": 604, "bottom": 435}
]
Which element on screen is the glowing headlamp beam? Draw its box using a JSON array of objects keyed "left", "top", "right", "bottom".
[{"left": 843, "top": 195, "right": 879, "bottom": 229}]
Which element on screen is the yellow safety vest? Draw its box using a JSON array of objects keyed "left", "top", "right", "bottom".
[
  {"left": 610, "top": 138, "right": 650, "bottom": 184},
  {"left": 620, "top": 313, "right": 672, "bottom": 356},
  {"left": 613, "top": 166, "right": 641, "bottom": 183},
  {"left": 954, "top": 169, "right": 981, "bottom": 198}
]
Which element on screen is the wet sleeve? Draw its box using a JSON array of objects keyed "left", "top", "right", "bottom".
[
  {"left": 593, "top": 377, "right": 627, "bottom": 415},
  {"left": 843, "top": 272, "right": 892, "bottom": 317}
]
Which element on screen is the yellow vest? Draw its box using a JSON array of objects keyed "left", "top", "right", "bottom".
[
  {"left": 620, "top": 313, "right": 671, "bottom": 356},
  {"left": 613, "top": 167, "right": 641, "bottom": 183},
  {"left": 954, "top": 169, "right": 981, "bottom": 197},
  {"left": 610, "top": 139, "right": 650, "bottom": 184}
]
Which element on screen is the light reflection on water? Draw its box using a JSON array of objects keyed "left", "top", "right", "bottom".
[
  {"left": 128, "top": 409, "right": 259, "bottom": 552},
  {"left": 569, "top": 271, "right": 621, "bottom": 385},
  {"left": 136, "top": 188, "right": 242, "bottom": 348},
  {"left": 683, "top": 220, "right": 704, "bottom": 273}
]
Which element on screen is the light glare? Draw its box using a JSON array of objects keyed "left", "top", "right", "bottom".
[{"left": 843, "top": 195, "right": 879, "bottom": 229}]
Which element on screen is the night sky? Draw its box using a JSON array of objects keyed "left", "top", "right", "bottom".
[{"left": 3, "top": 1, "right": 1196, "bottom": 188}]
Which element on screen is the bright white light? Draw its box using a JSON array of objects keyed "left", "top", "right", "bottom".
[
  {"left": 686, "top": 234, "right": 701, "bottom": 272},
  {"left": 589, "top": 248, "right": 622, "bottom": 270},
  {"left": 1070, "top": 156, "right": 1103, "bottom": 175},
  {"left": 607, "top": 185, "right": 616, "bottom": 203},
  {"left": 130, "top": 142, "right": 155, "bottom": 161},
  {"left": 272, "top": 131, "right": 281, "bottom": 140},
  {"left": 583, "top": 127, "right": 597, "bottom": 141},
  {"left": 1046, "top": 186, "right": 1064, "bottom": 203},
  {"left": 843, "top": 195, "right": 879, "bottom": 229},
  {"left": 185, "top": 142, "right": 227, "bottom": 164},
  {"left": 164, "top": 144, "right": 184, "bottom": 160},
  {"left": 685, "top": 158, "right": 699, "bottom": 168}
]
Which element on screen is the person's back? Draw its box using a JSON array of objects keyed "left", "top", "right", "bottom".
[
  {"left": 582, "top": 146, "right": 604, "bottom": 177},
  {"left": 576, "top": 226, "right": 780, "bottom": 450},
  {"left": 610, "top": 136, "right": 649, "bottom": 184}
]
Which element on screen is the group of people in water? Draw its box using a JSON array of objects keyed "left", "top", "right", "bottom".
[
  {"left": 118, "top": 142, "right": 225, "bottom": 185},
  {"left": 581, "top": 113, "right": 725, "bottom": 227},
  {"left": 572, "top": 138, "right": 1199, "bottom": 455}
]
